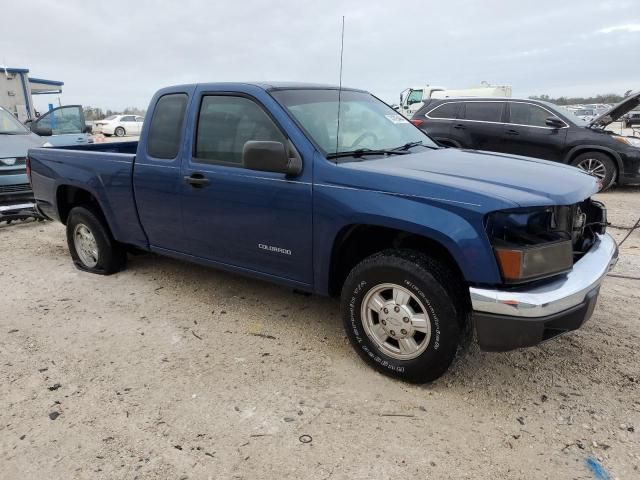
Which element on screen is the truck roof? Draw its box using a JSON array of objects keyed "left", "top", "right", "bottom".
[{"left": 164, "top": 81, "right": 367, "bottom": 92}]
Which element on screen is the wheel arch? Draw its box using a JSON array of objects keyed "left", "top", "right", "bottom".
[
  {"left": 56, "top": 184, "right": 105, "bottom": 225},
  {"left": 327, "top": 223, "right": 469, "bottom": 297},
  {"left": 435, "top": 137, "right": 462, "bottom": 148},
  {"left": 564, "top": 145, "right": 622, "bottom": 181}
]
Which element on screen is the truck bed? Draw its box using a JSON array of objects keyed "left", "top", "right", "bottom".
[
  {"left": 54, "top": 140, "right": 139, "bottom": 154},
  {"left": 28, "top": 142, "right": 148, "bottom": 248}
]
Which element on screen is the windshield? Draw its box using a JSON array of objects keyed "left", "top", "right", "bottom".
[
  {"left": 0, "top": 107, "right": 29, "bottom": 134},
  {"left": 271, "top": 89, "right": 437, "bottom": 158},
  {"left": 550, "top": 105, "right": 587, "bottom": 126},
  {"left": 105, "top": 115, "right": 119, "bottom": 120}
]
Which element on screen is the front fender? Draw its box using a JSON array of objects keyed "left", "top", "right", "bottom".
[
  {"left": 564, "top": 144, "right": 624, "bottom": 176},
  {"left": 313, "top": 185, "right": 501, "bottom": 294}
]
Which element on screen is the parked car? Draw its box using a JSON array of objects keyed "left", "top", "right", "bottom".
[
  {"left": 28, "top": 82, "right": 617, "bottom": 383},
  {"left": 0, "top": 105, "right": 45, "bottom": 219},
  {"left": 1, "top": 104, "right": 91, "bottom": 220},
  {"left": 623, "top": 111, "right": 640, "bottom": 128},
  {"left": 572, "top": 108, "right": 597, "bottom": 122},
  {"left": 93, "top": 115, "right": 144, "bottom": 137},
  {"left": 410, "top": 93, "right": 640, "bottom": 189}
]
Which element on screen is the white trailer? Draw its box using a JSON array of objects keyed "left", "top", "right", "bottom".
[{"left": 396, "top": 82, "right": 512, "bottom": 118}]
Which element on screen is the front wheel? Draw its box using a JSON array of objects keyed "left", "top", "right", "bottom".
[
  {"left": 571, "top": 151, "right": 616, "bottom": 190},
  {"left": 341, "top": 249, "right": 467, "bottom": 383},
  {"left": 66, "top": 206, "right": 126, "bottom": 275},
  {"left": 114, "top": 127, "right": 126, "bottom": 137}
]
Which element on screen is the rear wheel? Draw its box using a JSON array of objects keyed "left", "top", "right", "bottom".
[
  {"left": 571, "top": 151, "right": 616, "bottom": 190},
  {"left": 341, "top": 249, "right": 467, "bottom": 383},
  {"left": 114, "top": 127, "right": 126, "bottom": 137},
  {"left": 66, "top": 206, "right": 126, "bottom": 275}
]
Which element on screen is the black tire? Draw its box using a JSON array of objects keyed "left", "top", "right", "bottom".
[
  {"left": 571, "top": 151, "right": 616, "bottom": 191},
  {"left": 66, "top": 205, "right": 126, "bottom": 275},
  {"left": 104, "top": 133, "right": 112, "bottom": 137},
  {"left": 341, "top": 249, "right": 468, "bottom": 383},
  {"left": 114, "top": 127, "right": 126, "bottom": 137}
]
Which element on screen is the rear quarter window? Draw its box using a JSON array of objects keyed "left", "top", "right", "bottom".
[
  {"left": 426, "top": 102, "right": 459, "bottom": 119},
  {"left": 147, "top": 93, "right": 188, "bottom": 159}
]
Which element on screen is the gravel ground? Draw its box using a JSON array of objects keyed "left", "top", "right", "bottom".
[{"left": 0, "top": 187, "right": 639, "bottom": 480}]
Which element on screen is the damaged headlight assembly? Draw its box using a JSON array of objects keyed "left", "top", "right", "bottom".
[{"left": 486, "top": 207, "right": 577, "bottom": 284}]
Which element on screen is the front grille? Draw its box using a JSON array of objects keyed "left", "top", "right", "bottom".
[
  {"left": 0, "top": 157, "right": 27, "bottom": 166},
  {"left": 0, "top": 183, "right": 31, "bottom": 194},
  {"left": 555, "top": 199, "right": 607, "bottom": 260}
]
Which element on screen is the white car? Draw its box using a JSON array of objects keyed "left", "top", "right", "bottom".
[{"left": 93, "top": 115, "right": 144, "bottom": 137}]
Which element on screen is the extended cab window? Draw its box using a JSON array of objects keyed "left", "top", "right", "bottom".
[
  {"left": 510, "top": 102, "right": 560, "bottom": 127},
  {"left": 195, "top": 96, "right": 286, "bottom": 165},
  {"left": 464, "top": 102, "right": 504, "bottom": 122},
  {"left": 427, "top": 102, "right": 459, "bottom": 119},
  {"left": 147, "top": 93, "right": 188, "bottom": 159}
]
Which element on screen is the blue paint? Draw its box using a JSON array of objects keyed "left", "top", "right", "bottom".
[
  {"left": 18, "top": 72, "right": 32, "bottom": 119},
  {"left": 48, "top": 104, "right": 56, "bottom": 130},
  {"left": 585, "top": 457, "right": 610, "bottom": 480},
  {"left": 28, "top": 77, "right": 64, "bottom": 86}
]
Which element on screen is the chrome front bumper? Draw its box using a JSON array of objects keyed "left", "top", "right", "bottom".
[{"left": 470, "top": 233, "right": 618, "bottom": 318}]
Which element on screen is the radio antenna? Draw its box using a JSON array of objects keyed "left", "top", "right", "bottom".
[{"left": 334, "top": 16, "right": 345, "bottom": 162}]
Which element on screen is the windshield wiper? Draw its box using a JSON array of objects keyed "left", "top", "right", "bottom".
[
  {"left": 391, "top": 141, "right": 437, "bottom": 151},
  {"left": 326, "top": 148, "right": 410, "bottom": 160}
]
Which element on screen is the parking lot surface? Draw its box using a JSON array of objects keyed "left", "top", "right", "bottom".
[{"left": 1, "top": 188, "right": 639, "bottom": 480}]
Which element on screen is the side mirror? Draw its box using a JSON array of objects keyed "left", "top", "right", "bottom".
[
  {"left": 545, "top": 117, "right": 565, "bottom": 128},
  {"left": 32, "top": 125, "right": 52, "bottom": 136},
  {"left": 83, "top": 125, "right": 93, "bottom": 134},
  {"left": 242, "top": 141, "right": 302, "bottom": 176}
]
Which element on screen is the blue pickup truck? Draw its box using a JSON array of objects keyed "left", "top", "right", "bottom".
[{"left": 28, "top": 82, "right": 618, "bottom": 383}]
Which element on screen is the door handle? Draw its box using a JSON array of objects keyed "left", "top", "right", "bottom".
[
  {"left": 453, "top": 123, "right": 466, "bottom": 130},
  {"left": 505, "top": 129, "right": 519, "bottom": 136},
  {"left": 184, "top": 173, "right": 210, "bottom": 187}
]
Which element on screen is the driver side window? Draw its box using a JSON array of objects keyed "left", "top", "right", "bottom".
[{"left": 195, "top": 95, "right": 286, "bottom": 166}]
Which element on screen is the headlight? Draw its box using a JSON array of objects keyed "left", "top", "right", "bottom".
[
  {"left": 486, "top": 208, "right": 574, "bottom": 283},
  {"left": 614, "top": 135, "right": 640, "bottom": 148}
]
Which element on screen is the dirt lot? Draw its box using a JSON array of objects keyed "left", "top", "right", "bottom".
[{"left": 1, "top": 187, "right": 639, "bottom": 480}]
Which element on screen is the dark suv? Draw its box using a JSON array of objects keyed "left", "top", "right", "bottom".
[{"left": 411, "top": 93, "right": 640, "bottom": 189}]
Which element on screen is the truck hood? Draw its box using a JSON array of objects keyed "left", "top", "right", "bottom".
[
  {"left": 0, "top": 132, "right": 46, "bottom": 158},
  {"left": 588, "top": 91, "right": 640, "bottom": 128},
  {"left": 339, "top": 148, "right": 598, "bottom": 210}
]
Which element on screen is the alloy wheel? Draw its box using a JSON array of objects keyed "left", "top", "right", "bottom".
[
  {"left": 576, "top": 157, "right": 607, "bottom": 181},
  {"left": 73, "top": 223, "right": 99, "bottom": 268},
  {"left": 360, "top": 283, "right": 432, "bottom": 360}
]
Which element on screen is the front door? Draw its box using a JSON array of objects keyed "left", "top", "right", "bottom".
[
  {"left": 501, "top": 102, "right": 568, "bottom": 161},
  {"left": 31, "top": 105, "right": 90, "bottom": 146},
  {"left": 180, "top": 93, "right": 313, "bottom": 284}
]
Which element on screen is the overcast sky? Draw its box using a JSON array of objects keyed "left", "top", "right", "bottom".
[{"left": 2, "top": 0, "right": 639, "bottom": 111}]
